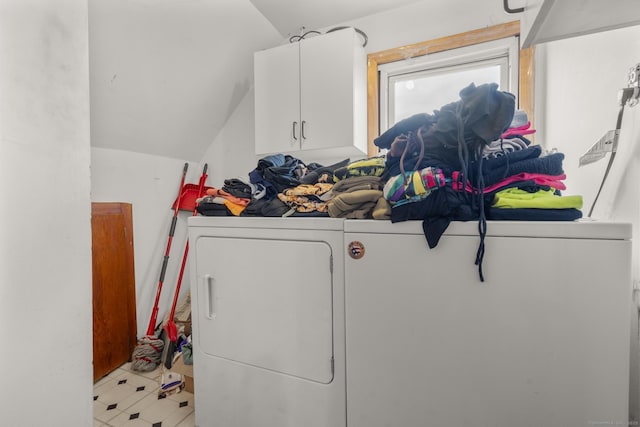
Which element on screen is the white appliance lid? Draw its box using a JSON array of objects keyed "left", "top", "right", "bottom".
[
  {"left": 343, "top": 219, "right": 631, "bottom": 240},
  {"left": 189, "top": 216, "right": 345, "bottom": 231}
]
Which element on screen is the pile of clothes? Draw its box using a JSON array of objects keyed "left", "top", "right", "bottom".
[
  {"left": 197, "top": 156, "right": 392, "bottom": 219},
  {"left": 196, "top": 83, "right": 583, "bottom": 280}
]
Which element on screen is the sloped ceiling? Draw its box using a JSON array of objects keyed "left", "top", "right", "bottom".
[
  {"left": 88, "top": 0, "right": 424, "bottom": 161},
  {"left": 249, "top": 0, "right": 425, "bottom": 37},
  {"left": 88, "top": 0, "right": 282, "bottom": 161}
]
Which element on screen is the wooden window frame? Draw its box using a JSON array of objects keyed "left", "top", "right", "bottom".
[{"left": 367, "top": 21, "right": 534, "bottom": 157}]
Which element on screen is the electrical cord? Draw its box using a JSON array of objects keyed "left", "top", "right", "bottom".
[
  {"left": 288, "top": 26, "right": 368, "bottom": 47},
  {"left": 289, "top": 30, "right": 322, "bottom": 43},
  {"left": 326, "top": 26, "right": 368, "bottom": 47}
]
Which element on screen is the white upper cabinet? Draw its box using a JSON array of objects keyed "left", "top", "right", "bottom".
[
  {"left": 254, "top": 28, "right": 367, "bottom": 160},
  {"left": 254, "top": 42, "right": 300, "bottom": 155},
  {"left": 520, "top": 0, "right": 640, "bottom": 48}
]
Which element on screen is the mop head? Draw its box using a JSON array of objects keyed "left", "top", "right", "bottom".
[
  {"left": 131, "top": 335, "right": 165, "bottom": 372},
  {"left": 159, "top": 371, "right": 185, "bottom": 397}
]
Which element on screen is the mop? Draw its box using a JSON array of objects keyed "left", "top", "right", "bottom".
[
  {"left": 131, "top": 163, "right": 189, "bottom": 372},
  {"left": 158, "top": 164, "right": 208, "bottom": 396},
  {"left": 163, "top": 164, "right": 208, "bottom": 370}
]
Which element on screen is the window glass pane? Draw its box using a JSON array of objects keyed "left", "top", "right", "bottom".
[
  {"left": 379, "top": 37, "right": 519, "bottom": 133},
  {"left": 391, "top": 64, "right": 501, "bottom": 125}
]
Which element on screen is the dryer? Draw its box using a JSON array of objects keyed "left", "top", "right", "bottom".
[{"left": 188, "top": 217, "right": 346, "bottom": 427}]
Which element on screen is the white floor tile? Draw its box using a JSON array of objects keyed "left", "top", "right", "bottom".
[
  {"left": 121, "top": 392, "right": 172, "bottom": 425},
  {"left": 94, "top": 399, "right": 124, "bottom": 424},
  {"left": 176, "top": 412, "right": 195, "bottom": 427},
  {"left": 94, "top": 377, "right": 118, "bottom": 397},
  {"left": 95, "top": 374, "right": 115, "bottom": 388},
  {"left": 106, "top": 410, "right": 156, "bottom": 427},
  {"left": 167, "top": 390, "right": 194, "bottom": 405},
  {"left": 163, "top": 408, "right": 195, "bottom": 427},
  {"left": 95, "top": 361, "right": 194, "bottom": 427},
  {"left": 97, "top": 382, "right": 139, "bottom": 406}
]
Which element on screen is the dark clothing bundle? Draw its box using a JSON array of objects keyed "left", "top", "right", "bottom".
[
  {"left": 467, "top": 145, "right": 564, "bottom": 186},
  {"left": 248, "top": 154, "right": 307, "bottom": 199},
  {"left": 300, "top": 158, "right": 350, "bottom": 184},
  {"left": 241, "top": 197, "right": 291, "bottom": 217},
  {"left": 242, "top": 155, "right": 388, "bottom": 218},
  {"left": 378, "top": 83, "right": 516, "bottom": 281},
  {"left": 245, "top": 156, "right": 354, "bottom": 217},
  {"left": 248, "top": 155, "right": 351, "bottom": 200},
  {"left": 222, "top": 178, "right": 253, "bottom": 199},
  {"left": 377, "top": 83, "right": 581, "bottom": 281},
  {"left": 196, "top": 197, "right": 231, "bottom": 216},
  {"left": 376, "top": 82, "right": 516, "bottom": 168}
]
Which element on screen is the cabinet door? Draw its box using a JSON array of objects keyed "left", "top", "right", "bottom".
[
  {"left": 300, "top": 29, "right": 364, "bottom": 153},
  {"left": 92, "top": 203, "right": 137, "bottom": 382},
  {"left": 254, "top": 42, "right": 301, "bottom": 155}
]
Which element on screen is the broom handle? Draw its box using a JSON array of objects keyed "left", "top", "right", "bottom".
[
  {"left": 146, "top": 163, "right": 188, "bottom": 336},
  {"left": 169, "top": 164, "right": 208, "bottom": 322}
]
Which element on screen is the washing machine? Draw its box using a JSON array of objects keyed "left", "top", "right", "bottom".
[
  {"left": 188, "top": 216, "right": 346, "bottom": 427},
  {"left": 343, "top": 219, "right": 633, "bottom": 427}
]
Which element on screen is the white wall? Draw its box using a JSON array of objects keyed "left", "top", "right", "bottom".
[
  {"left": 337, "top": 0, "right": 516, "bottom": 53},
  {"left": 535, "top": 25, "right": 640, "bottom": 222},
  {"left": 200, "top": 91, "right": 262, "bottom": 187},
  {"left": 535, "top": 23, "right": 640, "bottom": 290},
  {"left": 0, "top": 0, "right": 93, "bottom": 425},
  {"left": 536, "top": 26, "right": 640, "bottom": 417},
  {"left": 535, "top": 24, "right": 640, "bottom": 311},
  {"left": 91, "top": 148, "right": 203, "bottom": 336}
]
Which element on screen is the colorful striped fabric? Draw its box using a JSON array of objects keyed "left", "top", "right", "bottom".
[{"left": 383, "top": 167, "right": 447, "bottom": 205}]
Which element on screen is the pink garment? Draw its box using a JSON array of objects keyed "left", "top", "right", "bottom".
[
  {"left": 502, "top": 121, "right": 536, "bottom": 138},
  {"left": 452, "top": 172, "right": 567, "bottom": 193}
]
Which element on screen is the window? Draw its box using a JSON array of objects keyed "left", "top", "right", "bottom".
[
  {"left": 379, "top": 37, "right": 519, "bottom": 131},
  {"left": 367, "top": 21, "right": 534, "bottom": 156}
]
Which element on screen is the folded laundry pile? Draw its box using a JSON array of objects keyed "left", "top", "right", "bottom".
[{"left": 196, "top": 82, "right": 583, "bottom": 281}]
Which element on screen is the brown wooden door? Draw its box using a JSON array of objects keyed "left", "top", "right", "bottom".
[{"left": 92, "top": 202, "right": 137, "bottom": 382}]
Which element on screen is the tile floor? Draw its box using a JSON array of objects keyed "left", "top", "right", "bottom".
[{"left": 93, "top": 362, "right": 194, "bottom": 427}]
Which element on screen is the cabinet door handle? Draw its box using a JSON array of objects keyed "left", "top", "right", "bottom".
[
  {"left": 204, "top": 274, "right": 215, "bottom": 319},
  {"left": 292, "top": 121, "right": 298, "bottom": 141},
  {"left": 503, "top": 0, "right": 524, "bottom": 14},
  {"left": 301, "top": 120, "right": 307, "bottom": 141}
]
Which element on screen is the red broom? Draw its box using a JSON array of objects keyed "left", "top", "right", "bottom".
[
  {"left": 132, "top": 163, "right": 189, "bottom": 371},
  {"left": 163, "top": 163, "right": 208, "bottom": 368}
]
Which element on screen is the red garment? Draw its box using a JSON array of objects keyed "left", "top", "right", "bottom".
[
  {"left": 502, "top": 121, "right": 536, "bottom": 138},
  {"left": 452, "top": 172, "right": 567, "bottom": 193}
]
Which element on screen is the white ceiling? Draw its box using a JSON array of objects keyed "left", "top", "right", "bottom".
[
  {"left": 249, "top": 0, "right": 424, "bottom": 37},
  {"left": 88, "top": 0, "right": 427, "bottom": 161},
  {"left": 86, "top": 0, "right": 531, "bottom": 163},
  {"left": 89, "top": 0, "right": 283, "bottom": 161}
]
